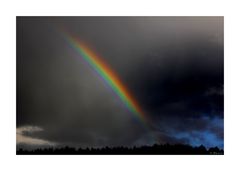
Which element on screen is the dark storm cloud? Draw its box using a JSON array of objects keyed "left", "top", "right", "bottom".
[
  {"left": 17, "top": 17, "right": 223, "bottom": 148},
  {"left": 128, "top": 31, "right": 223, "bottom": 117}
]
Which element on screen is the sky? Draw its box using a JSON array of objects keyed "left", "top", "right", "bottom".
[{"left": 17, "top": 17, "right": 223, "bottom": 149}]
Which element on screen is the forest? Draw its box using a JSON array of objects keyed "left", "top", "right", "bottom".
[{"left": 17, "top": 143, "right": 223, "bottom": 155}]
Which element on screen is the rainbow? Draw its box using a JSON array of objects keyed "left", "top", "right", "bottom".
[{"left": 63, "top": 34, "right": 149, "bottom": 127}]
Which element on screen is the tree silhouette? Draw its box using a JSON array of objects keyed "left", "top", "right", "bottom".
[{"left": 17, "top": 143, "right": 223, "bottom": 155}]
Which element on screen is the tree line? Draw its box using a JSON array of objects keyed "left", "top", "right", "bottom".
[{"left": 17, "top": 143, "right": 223, "bottom": 155}]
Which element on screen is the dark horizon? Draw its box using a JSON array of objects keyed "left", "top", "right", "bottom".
[{"left": 17, "top": 143, "right": 223, "bottom": 155}]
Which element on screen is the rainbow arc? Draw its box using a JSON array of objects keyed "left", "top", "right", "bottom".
[{"left": 63, "top": 34, "right": 151, "bottom": 129}]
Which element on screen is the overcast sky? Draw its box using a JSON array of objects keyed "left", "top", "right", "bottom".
[{"left": 17, "top": 17, "right": 223, "bottom": 149}]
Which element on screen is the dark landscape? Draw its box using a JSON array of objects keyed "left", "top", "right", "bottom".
[{"left": 17, "top": 144, "right": 223, "bottom": 155}]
